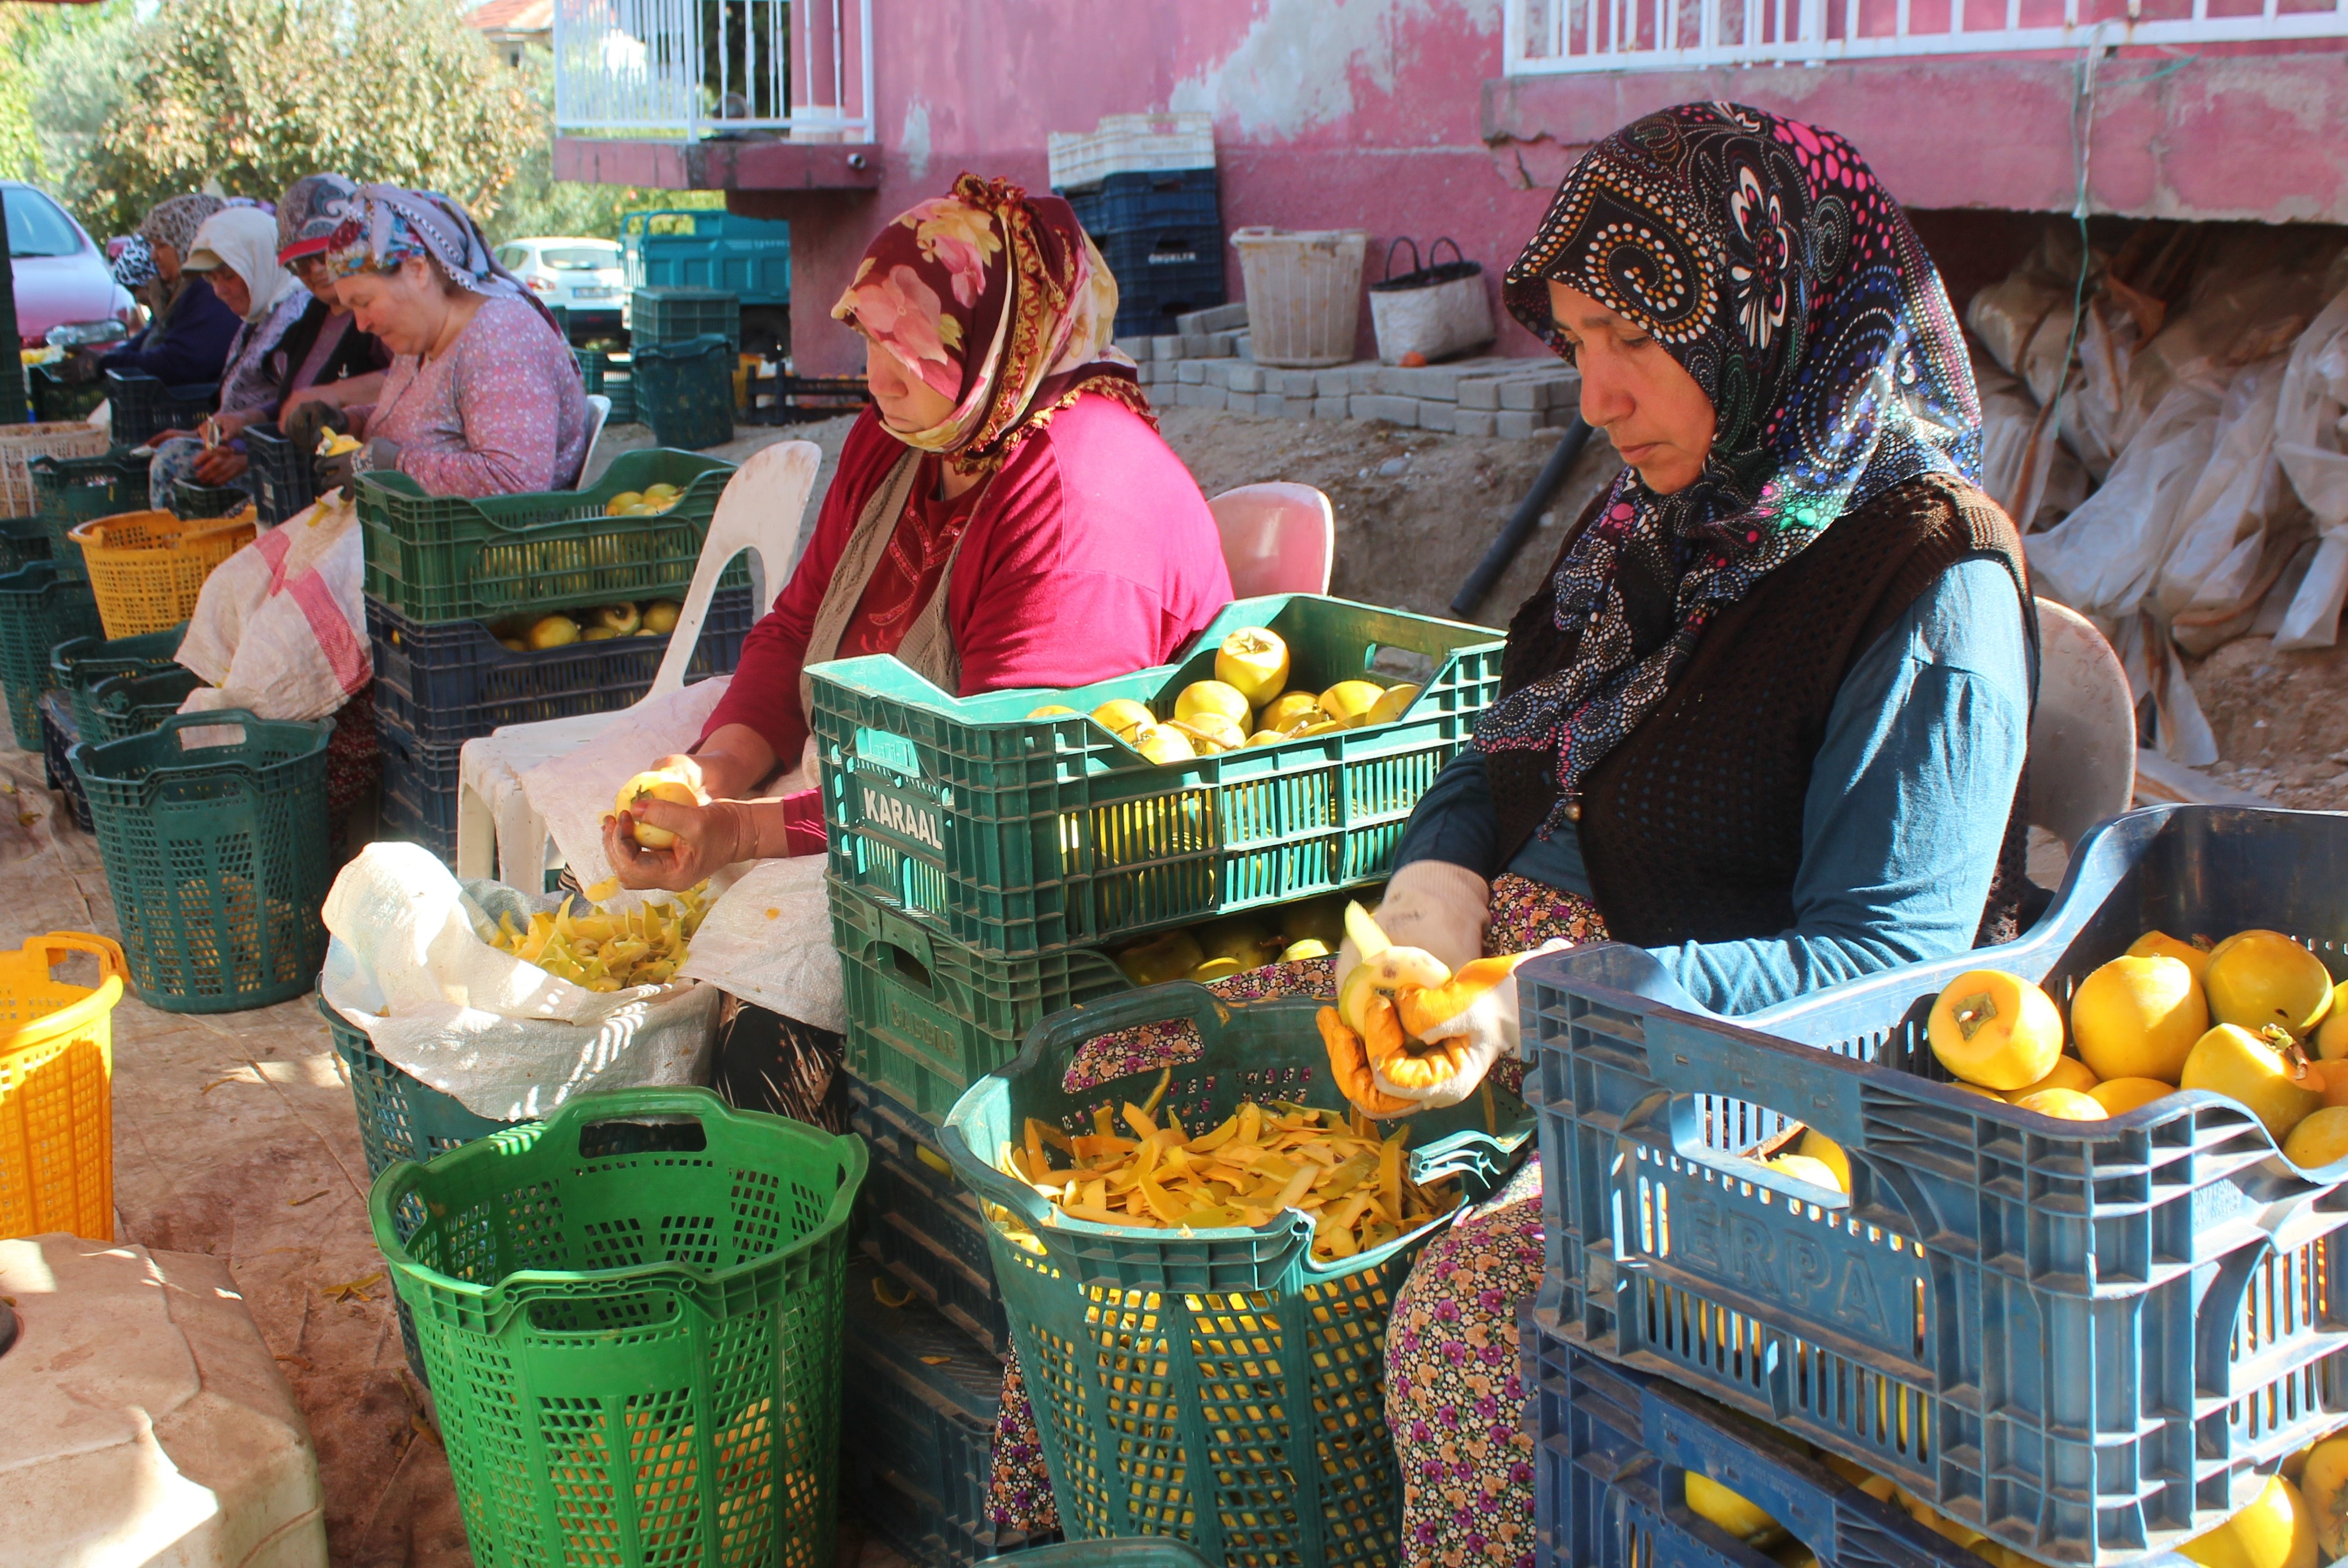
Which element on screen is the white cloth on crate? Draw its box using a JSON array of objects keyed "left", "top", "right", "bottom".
[
  {"left": 174, "top": 494, "right": 369, "bottom": 722},
  {"left": 318, "top": 841, "right": 719, "bottom": 1120}
]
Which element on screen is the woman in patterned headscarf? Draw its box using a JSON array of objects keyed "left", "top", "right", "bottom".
[
  {"left": 95, "top": 193, "right": 242, "bottom": 389},
  {"left": 262, "top": 174, "right": 392, "bottom": 446},
  {"left": 1305, "top": 104, "right": 2036, "bottom": 1562},
  {"left": 600, "top": 173, "right": 1230, "bottom": 1129},
  {"left": 301, "top": 184, "right": 588, "bottom": 497}
]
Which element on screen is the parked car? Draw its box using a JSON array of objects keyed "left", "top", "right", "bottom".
[
  {"left": 2, "top": 181, "right": 135, "bottom": 347},
  {"left": 495, "top": 237, "right": 627, "bottom": 339}
]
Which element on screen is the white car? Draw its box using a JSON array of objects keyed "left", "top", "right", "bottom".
[{"left": 494, "top": 237, "right": 626, "bottom": 338}]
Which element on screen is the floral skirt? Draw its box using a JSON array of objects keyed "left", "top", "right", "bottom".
[{"left": 984, "top": 874, "right": 1607, "bottom": 1550}]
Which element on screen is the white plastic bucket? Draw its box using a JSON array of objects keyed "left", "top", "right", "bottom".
[{"left": 1229, "top": 227, "right": 1367, "bottom": 368}]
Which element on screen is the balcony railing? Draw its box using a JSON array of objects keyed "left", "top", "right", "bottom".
[
  {"left": 1504, "top": 0, "right": 2348, "bottom": 71},
  {"left": 554, "top": 0, "right": 873, "bottom": 141}
]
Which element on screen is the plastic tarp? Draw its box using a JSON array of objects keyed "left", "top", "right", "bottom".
[{"left": 2274, "top": 281, "right": 2348, "bottom": 649}]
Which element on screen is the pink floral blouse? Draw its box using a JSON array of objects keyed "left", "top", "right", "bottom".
[{"left": 349, "top": 295, "right": 589, "bottom": 496}]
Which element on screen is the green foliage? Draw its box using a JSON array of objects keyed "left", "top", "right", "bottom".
[{"left": 68, "top": 0, "right": 539, "bottom": 239}]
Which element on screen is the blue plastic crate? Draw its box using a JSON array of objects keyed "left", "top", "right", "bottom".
[
  {"left": 1095, "top": 226, "right": 1226, "bottom": 339},
  {"left": 1063, "top": 168, "right": 1221, "bottom": 244},
  {"left": 376, "top": 711, "right": 461, "bottom": 866},
  {"left": 103, "top": 371, "right": 217, "bottom": 447},
  {"left": 1526, "top": 803, "right": 2348, "bottom": 1566},
  {"left": 241, "top": 423, "right": 316, "bottom": 525},
  {"left": 1518, "top": 1311, "right": 2152, "bottom": 1568},
  {"left": 367, "top": 585, "right": 754, "bottom": 746},
  {"left": 36, "top": 690, "right": 90, "bottom": 831},
  {"left": 840, "top": 1258, "right": 1054, "bottom": 1567},
  {"left": 845, "top": 1073, "right": 1009, "bottom": 1357}
]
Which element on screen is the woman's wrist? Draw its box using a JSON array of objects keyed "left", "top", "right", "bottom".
[{"left": 714, "top": 798, "right": 781, "bottom": 863}]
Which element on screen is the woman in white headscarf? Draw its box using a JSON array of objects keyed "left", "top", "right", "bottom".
[{"left": 145, "top": 206, "right": 313, "bottom": 507}]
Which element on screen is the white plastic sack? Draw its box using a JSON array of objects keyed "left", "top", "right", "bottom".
[
  {"left": 1973, "top": 361, "right": 2082, "bottom": 533},
  {"left": 2110, "top": 613, "right": 2219, "bottom": 768},
  {"left": 318, "top": 841, "right": 719, "bottom": 1119},
  {"left": 2027, "top": 376, "right": 2225, "bottom": 621},
  {"left": 2274, "top": 281, "right": 2348, "bottom": 649},
  {"left": 2156, "top": 354, "right": 2295, "bottom": 627},
  {"left": 174, "top": 494, "right": 369, "bottom": 721},
  {"left": 675, "top": 853, "right": 842, "bottom": 1034},
  {"left": 1966, "top": 266, "right": 2074, "bottom": 406}
]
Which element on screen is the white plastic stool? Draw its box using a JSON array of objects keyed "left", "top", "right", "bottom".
[{"left": 455, "top": 439, "right": 822, "bottom": 882}]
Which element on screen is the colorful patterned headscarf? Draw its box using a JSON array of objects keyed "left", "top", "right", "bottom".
[
  {"left": 109, "top": 235, "right": 155, "bottom": 292},
  {"left": 323, "top": 185, "right": 529, "bottom": 300},
  {"left": 832, "top": 173, "right": 1145, "bottom": 474},
  {"left": 137, "top": 194, "right": 225, "bottom": 260},
  {"left": 277, "top": 174, "right": 357, "bottom": 265},
  {"left": 1474, "top": 102, "right": 1981, "bottom": 826}
]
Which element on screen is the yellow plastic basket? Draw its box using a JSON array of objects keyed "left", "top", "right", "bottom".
[
  {"left": 0, "top": 932, "right": 128, "bottom": 1241},
  {"left": 69, "top": 508, "right": 256, "bottom": 639}
]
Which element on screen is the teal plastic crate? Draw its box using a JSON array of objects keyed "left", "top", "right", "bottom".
[
  {"left": 30, "top": 449, "right": 143, "bottom": 578},
  {"left": 833, "top": 877, "right": 1130, "bottom": 1124},
  {"left": 941, "top": 986, "right": 1532, "bottom": 1565},
  {"left": 812, "top": 592, "right": 1503, "bottom": 957},
  {"left": 356, "top": 448, "right": 738, "bottom": 622},
  {"left": 632, "top": 285, "right": 740, "bottom": 350},
  {"left": 0, "top": 514, "right": 51, "bottom": 576},
  {"left": 1528, "top": 803, "right": 2348, "bottom": 1566}
]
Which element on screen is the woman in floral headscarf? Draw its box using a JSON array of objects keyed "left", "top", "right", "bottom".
[
  {"left": 303, "top": 184, "right": 587, "bottom": 497},
  {"left": 602, "top": 173, "right": 1231, "bottom": 1127},
  {"left": 95, "top": 193, "right": 241, "bottom": 387}
]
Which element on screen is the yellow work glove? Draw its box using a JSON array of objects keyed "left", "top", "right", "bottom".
[{"left": 1383, "top": 944, "right": 1563, "bottom": 1108}]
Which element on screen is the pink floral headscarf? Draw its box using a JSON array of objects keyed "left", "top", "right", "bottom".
[{"left": 833, "top": 173, "right": 1145, "bottom": 475}]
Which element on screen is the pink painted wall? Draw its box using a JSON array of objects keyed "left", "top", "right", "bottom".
[{"left": 705, "top": 0, "right": 2348, "bottom": 373}]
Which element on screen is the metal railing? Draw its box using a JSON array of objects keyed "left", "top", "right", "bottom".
[
  {"left": 553, "top": 0, "right": 873, "bottom": 141},
  {"left": 1504, "top": 0, "right": 2348, "bottom": 71}
]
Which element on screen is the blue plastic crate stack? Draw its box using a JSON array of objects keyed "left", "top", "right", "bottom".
[
  {"left": 1517, "top": 803, "right": 2348, "bottom": 1568},
  {"left": 1058, "top": 168, "right": 1227, "bottom": 340},
  {"left": 358, "top": 450, "right": 754, "bottom": 867}
]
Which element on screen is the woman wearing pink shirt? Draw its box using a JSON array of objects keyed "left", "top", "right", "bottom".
[
  {"left": 299, "top": 185, "right": 589, "bottom": 498},
  {"left": 606, "top": 173, "right": 1235, "bottom": 1124}
]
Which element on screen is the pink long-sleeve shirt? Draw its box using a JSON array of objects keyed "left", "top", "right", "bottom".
[
  {"left": 348, "top": 295, "right": 589, "bottom": 496},
  {"left": 704, "top": 393, "right": 1235, "bottom": 765}
]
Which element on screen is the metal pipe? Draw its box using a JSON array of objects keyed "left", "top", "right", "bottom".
[{"left": 1448, "top": 416, "right": 1594, "bottom": 621}]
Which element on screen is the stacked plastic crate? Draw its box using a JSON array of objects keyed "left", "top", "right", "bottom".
[
  {"left": 1050, "top": 113, "right": 1225, "bottom": 340},
  {"left": 355, "top": 450, "right": 753, "bottom": 867},
  {"left": 1517, "top": 804, "right": 2348, "bottom": 1568},
  {"left": 807, "top": 590, "right": 1508, "bottom": 1565},
  {"left": 628, "top": 287, "right": 739, "bottom": 450}
]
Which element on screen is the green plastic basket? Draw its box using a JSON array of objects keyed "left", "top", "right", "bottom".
[
  {"left": 812, "top": 592, "right": 1504, "bottom": 957},
  {"left": 0, "top": 514, "right": 51, "bottom": 576},
  {"left": 69, "top": 709, "right": 331, "bottom": 1012},
  {"left": 368, "top": 1087, "right": 867, "bottom": 1568},
  {"left": 940, "top": 987, "right": 1532, "bottom": 1567},
  {"left": 0, "top": 560, "right": 102, "bottom": 749},
  {"left": 30, "top": 450, "right": 144, "bottom": 578},
  {"left": 356, "top": 448, "right": 738, "bottom": 623},
  {"left": 84, "top": 666, "right": 205, "bottom": 743},
  {"left": 632, "top": 334, "right": 736, "bottom": 450},
  {"left": 49, "top": 623, "right": 186, "bottom": 737}
]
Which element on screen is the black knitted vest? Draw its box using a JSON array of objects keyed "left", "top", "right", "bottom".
[{"left": 1486, "top": 472, "right": 2038, "bottom": 950}]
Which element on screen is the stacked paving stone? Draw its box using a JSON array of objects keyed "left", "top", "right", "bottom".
[{"left": 1118, "top": 304, "right": 1578, "bottom": 438}]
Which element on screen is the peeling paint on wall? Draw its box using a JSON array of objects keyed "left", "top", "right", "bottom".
[
  {"left": 902, "top": 100, "right": 933, "bottom": 181},
  {"left": 1168, "top": 0, "right": 1501, "bottom": 142}
]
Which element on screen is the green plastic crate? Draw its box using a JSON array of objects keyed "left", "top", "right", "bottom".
[
  {"left": 27, "top": 364, "right": 106, "bottom": 423},
  {"left": 30, "top": 449, "right": 143, "bottom": 578},
  {"left": 576, "top": 348, "right": 635, "bottom": 423},
  {"left": 632, "top": 285, "right": 740, "bottom": 350},
  {"left": 0, "top": 560, "right": 102, "bottom": 749},
  {"left": 833, "top": 877, "right": 1131, "bottom": 1123},
  {"left": 357, "top": 448, "right": 738, "bottom": 622},
  {"left": 812, "top": 592, "right": 1504, "bottom": 957},
  {"left": 170, "top": 477, "right": 248, "bottom": 520},
  {"left": 632, "top": 334, "right": 735, "bottom": 450},
  {"left": 48, "top": 624, "right": 185, "bottom": 738},
  {"left": 941, "top": 987, "right": 1532, "bottom": 1566},
  {"left": 368, "top": 1087, "right": 866, "bottom": 1568},
  {"left": 69, "top": 708, "right": 331, "bottom": 1012}
]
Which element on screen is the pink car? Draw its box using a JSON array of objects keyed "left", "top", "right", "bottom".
[{"left": 4, "top": 181, "right": 137, "bottom": 347}]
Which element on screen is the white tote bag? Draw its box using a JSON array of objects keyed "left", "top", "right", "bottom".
[{"left": 1369, "top": 238, "right": 1496, "bottom": 365}]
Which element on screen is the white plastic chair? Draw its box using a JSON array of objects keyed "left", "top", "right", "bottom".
[
  {"left": 577, "top": 393, "right": 612, "bottom": 488},
  {"left": 2031, "top": 596, "right": 2136, "bottom": 848},
  {"left": 455, "top": 439, "right": 821, "bottom": 882},
  {"left": 1208, "top": 482, "right": 1334, "bottom": 596}
]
